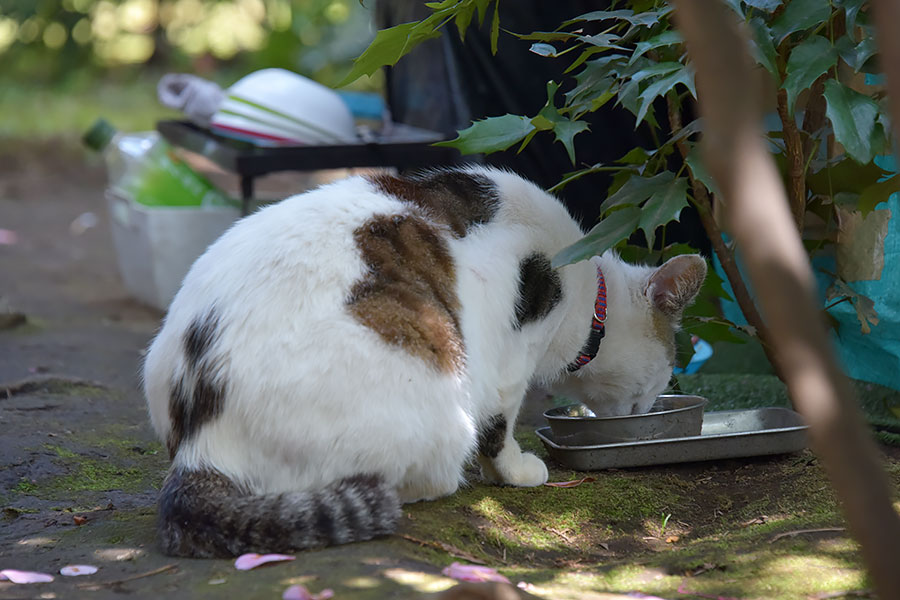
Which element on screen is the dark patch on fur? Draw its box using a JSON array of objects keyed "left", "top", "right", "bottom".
[
  {"left": 347, "top": 213, "right": 465, "bottom": 373},
  {"left": 166, "top": 379, "right": 190, "bottom": 458},
  {"left": 368, "top": 170, "right": 498, "bottom": 237},
  {"left": 514, "top": 253, "right": 563, "bottom": 329},
  {"left": 166, "top": 308, "right": 227, "bottom": 459},
  {"left": 477, "top": 414, "right": 507, "bottom": 459},
  {"left": 157, "top": 468, "right": 400, "bottom": 557},
  {"left": 183, "top": 310, "right": 219, "bottom": 370}
]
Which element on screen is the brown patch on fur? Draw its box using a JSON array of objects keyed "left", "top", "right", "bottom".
[
  {"left": 348, "top": 213, "right": 465, "bottom": 373},
  {"left": 651, "top": 310, "right": 677, "bottom": 366},
  {"left": 367, "top": 171, "right": 498, "bottom": 237}
]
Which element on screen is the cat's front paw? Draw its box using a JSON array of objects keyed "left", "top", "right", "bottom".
[{"left": 497, "top": 452, "right": 549, "bottom": 487}]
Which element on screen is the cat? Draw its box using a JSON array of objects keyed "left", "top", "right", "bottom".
[{"left": 142, "top": 166, "right": 706, "bottom": 557}]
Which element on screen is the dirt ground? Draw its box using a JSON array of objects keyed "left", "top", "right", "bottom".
[{"left": 2, "top": 143, "right": 899, "bottom": 600}]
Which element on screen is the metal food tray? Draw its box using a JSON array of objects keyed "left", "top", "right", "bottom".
[{"left": 536, "top": 407, "right": 808, "bottom": 470}]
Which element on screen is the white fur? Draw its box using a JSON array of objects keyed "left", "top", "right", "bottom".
[{"left": 143, "top": 166, "right": 701, "bottom": 504}]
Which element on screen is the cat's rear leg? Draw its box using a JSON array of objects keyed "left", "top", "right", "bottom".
[
  {"left": 476, "top": 384, "right": 548, "bottom": 487},
  {"left": 397, "top": 475, "right": 460, "bottom": 504},
  {"left": 396, "top": 437, "right": 470, "bottom": 503}
]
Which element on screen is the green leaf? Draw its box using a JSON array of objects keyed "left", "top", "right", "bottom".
[
  {"left": 434, "top": 114, "right": 534, "bottom": 155},
  {"left": 566, "top": 55, "right": 623, "bottom": 95},
  {"left": 635, "top": 66, "right": 695, "bottom": 125},
  {"left": 782, "top": 35, "right": 836, "bottom": 116},
  {"left": 639, "top": 177, "right": 690, "bottom": 247},
  {"left": 454, "top": 1, "right": 476, "bottom": 41},
  {"left": 827, "top": 280, "right": 879, "bottom": 334},
  {"left": 859, "top": 175, "right": 900, "bottom": 215},
  {"left": 551, "top": 206, "right": 643, "bottom": 267},
  {"left": 748, "top": 18, "right": 779, "bottom": 81},
  {"left": 629, "top": 30, "right": 683, "bottom": 66},
  {"left": 564, "top": 47, "right": 608, "bottom": 74},
  {"left": 836, "top": 0, "right": 867, "bottom": 31},
  {"left": 770, "top": 0, "right": 831, "bottom": 43},
  {"left": 628, "top": 61, "right": 684, "bottom": 85},
  {"left": 823, "top": 80, "right": 880, "bottom": 164},
  {"left": 616, "top": 147, "right": 652, "bottom": 165},
  {"left": 530, "top": 43, "right": 558, "bottom": 57},
  {"left": 744, "top": 0, "right": 783, "bottom": 13},
  {"left": 515, "top": 30, "right": 579, "bottom": 42},
  {"left": 341, "top": 21, "right": 440, "bottom": 85},
  {"left": 564, "top": 9, "right": 665, "bottom": 28},
  {"left": 564, "top": 9, "right": 636, "bottom": 26},
  {"left": 835, "top": 35, "right": 878, "bottom": 73},
  {"left": 552, "top": 119, "right": 590, "bottom": 163},
  {"left": 533, "top": 81, "right": 589, "bottom": 163},
  {"left": 490, "top": 0, "right": 500, "bottom": 54},
  {"left": 664, "top": 117, "right": 703, "bottom": 148},
  {"left": 578, "top": 33, "right": 625, "bottom": 50},
  {"left": 550, "top": 163, "right": 630, "bottom": 193},
  {"left": 685, "top": 144, "right": 721, "bottom": 197},
  {"left": 807, "top": 158, "right": 889, "bottom": 196},
  {"left": 601, "top": 171, "right": 676, "bottom": 213}
]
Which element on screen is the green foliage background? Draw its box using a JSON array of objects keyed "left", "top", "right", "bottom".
[
  {"left": 0, "top": 0, "right": 378, "bottom": 138},
  {"left": 342, "top": 0, "right": 894, "bottom": 361}
]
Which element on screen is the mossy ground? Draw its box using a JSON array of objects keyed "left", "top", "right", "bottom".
[
  {"left": 2, "top": 142, "right": 899, "bottom": 598},
  {"left": 5, "top": 373, "right": 892, "bottom": 598}
]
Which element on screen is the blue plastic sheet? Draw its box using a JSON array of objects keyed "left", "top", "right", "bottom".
[{"left": 714, "top": 153, "right": 900, "bottom": 391}]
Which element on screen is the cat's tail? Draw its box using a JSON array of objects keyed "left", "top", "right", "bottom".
[{"left": 157, "top": 467, "right": 401, "bottom": 557}]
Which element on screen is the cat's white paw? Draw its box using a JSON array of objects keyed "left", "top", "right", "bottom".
[{"left": 496, "top": 452, "right": 549, "bottom": 487}]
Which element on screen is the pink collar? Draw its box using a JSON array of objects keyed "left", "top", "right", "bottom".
[{"left": 566, "top": 266, "right": 607, "bottom": 373}]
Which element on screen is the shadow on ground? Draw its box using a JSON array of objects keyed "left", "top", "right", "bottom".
[{"left": 1, "top": 142, "right": 898, "bottom": 599}]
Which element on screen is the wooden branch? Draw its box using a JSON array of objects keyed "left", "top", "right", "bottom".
[
  {"left": 670, "top": 2, "right": 900, "bottom": 599},
  {"left": 801, "top": 75, "right": 828, "bottom": 160},
  {"left": 776, "top": 88, "right": 807, "bottom": 230},
  {"left": 665, "top": 94, "right": 781, "bottom": 375}
]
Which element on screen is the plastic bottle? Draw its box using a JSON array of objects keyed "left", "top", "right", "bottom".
[{"left": 83, "top": 118, "right": 235, "bottom": 208}]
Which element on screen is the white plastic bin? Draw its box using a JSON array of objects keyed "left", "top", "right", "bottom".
[{"left": 106, "top": 189, "right": 240, "bottom": 310}]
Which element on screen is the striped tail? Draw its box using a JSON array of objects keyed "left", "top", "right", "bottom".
[{"left": 157, "top": 467, "right": 401, "bottom": 557}]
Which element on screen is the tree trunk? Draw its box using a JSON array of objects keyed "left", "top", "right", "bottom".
[
  {"left": 671, "top": 2, "right": 900, "bottom": 599},
  {"left": 665, "top": 94, "right": 782, "bottom": 376}
]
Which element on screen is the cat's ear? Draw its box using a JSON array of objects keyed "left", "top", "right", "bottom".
[{"left": 646, "top": 255, "right": 707, "bottom": 317}]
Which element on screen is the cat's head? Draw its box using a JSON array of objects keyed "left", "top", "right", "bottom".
[{"left": 551, "top": 254, "right": 707, "bottom": 417}]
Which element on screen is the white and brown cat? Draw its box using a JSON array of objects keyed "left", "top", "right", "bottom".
[{"left": 142, "top": 166, "right": 706, "bottom": 557}]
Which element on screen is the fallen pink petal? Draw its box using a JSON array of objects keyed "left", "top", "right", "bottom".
[
  {"left": 60, "top": 565, "right": 99, "bottom": 576},
  {"left": 544, "top": 477, "right": 597, "bottom": 488},
  {"left": 282, "top": 584, "right": 335, "bottom": 600},
  {"left": 0, "top": 229, "right": 18, "bottom": 246},
  {"left": 441, "top": 562, "right": 510, "bottom": 583},
  {"left": 234, "top": 553, "right": 295, "bottom": 570},
  {"left": 677, "top": 581, "right": 740, "bottom": 600},
  {"left": 0, "top": 569, "right": 55, "bottom": 584}
]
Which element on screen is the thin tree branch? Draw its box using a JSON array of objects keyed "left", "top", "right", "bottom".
[
  {"left": 776, "top": 88, "right": 807, "bottom": 230},
  {"left": 671, "top": 3, "right": 900, "bottom": 599},
  {"left": 801, "top": 75, "right": 828, "bottom": 160},
  {"left": 665, "top": 93, "right": 781, "bottom": 374}
]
